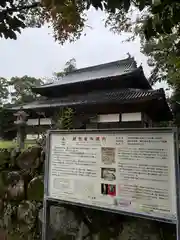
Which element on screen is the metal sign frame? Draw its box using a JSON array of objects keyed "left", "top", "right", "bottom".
[{"left": 42, "top": 128, "right": 180, "bottom": 240}]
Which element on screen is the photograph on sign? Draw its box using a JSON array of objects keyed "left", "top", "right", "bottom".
[{"left": 46, "top": 130, "right": 177, "bottom": 222}]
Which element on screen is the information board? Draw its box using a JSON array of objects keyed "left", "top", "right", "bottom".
[{"left": 45, "top": 129, "right": 178, "bottom": 223}]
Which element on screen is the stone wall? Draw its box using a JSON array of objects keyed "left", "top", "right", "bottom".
[
  {"left": 0, "top": 145, "right": 44, "bottom": 239},
  {"left": 45, "top": 204, "right": 176, "bottom": 240},
  {"left": 0, "top": 143, "right": 176, "bottom": 239}
]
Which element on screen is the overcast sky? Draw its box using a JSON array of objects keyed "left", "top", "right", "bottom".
[{"left": 0, "top": 8, "right": 165, "bottom": 90}]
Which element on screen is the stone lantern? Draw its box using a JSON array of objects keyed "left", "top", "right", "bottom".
[{"left": 14, "top": 108, "right": 29, "bottom": 149}]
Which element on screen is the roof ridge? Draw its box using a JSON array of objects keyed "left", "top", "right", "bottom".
[
  {"left": 124, "top": 88, "right": 155, "bottom": 92},
  {"left": 66, "top": 57, "right": 137, "bottom": 75},
  {"left": 32, "top": 66, "right": 144, "bottom": 91}
]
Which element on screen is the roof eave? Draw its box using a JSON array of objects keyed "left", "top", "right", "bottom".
[{"left": 32, "top": 67, "right": 151, "bottom": 96}]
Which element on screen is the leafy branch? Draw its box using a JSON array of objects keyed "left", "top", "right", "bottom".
[{"left": 0, "top": 2, "right": 41, "bottom": 14}]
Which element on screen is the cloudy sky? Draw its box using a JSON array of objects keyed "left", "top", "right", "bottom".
[{"left": 0, "top": 8, "right": 165, "bottom": 90}]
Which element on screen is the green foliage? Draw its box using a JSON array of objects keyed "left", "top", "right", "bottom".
[
  {"left": 52, "top": 59, "right": 76, "bottom": 128},
  {"left": 170, "top": 88, "right": 180, "bottom": 126},
  {"left": 1, "top": 0, "right": 180, "bottom": 43},
  {"left": 106, "top": 2, "right": 180, "bottom": 129},
  {"left": 50, "top": 59, "right": 77, "bottom": 130},
  {"left": 9, "top": 75, "right": 43, "bottom": 104},
  {"left": 54, "top": 58, "right": 76, "bottom": 79},
  {"left": 0, "top": 0, "right": 42, "bottom": 39},
  {"left": 141, "top": 31, "right": 180, "bottom": 87},
  {"left": 54, "top": 108, "right": 74, "bottom": 129},
  {"left": 0, "top": 0, "right": 85, "bottom": 43},
  {"left": 0, "top": 108, "right": 16, "bottom": 140},
  {"left": 0, "top": 76, "right": 44, "bottom": 139},
  {"left": 63, "top": 58, "right": 77, "bottom": 74},
  {"left": 138, "top": 31, "right": 180, "bottom": 123},
  {"left": 0, "top": 77, "right": 9, "bottom": 105},
  {"left": 105, "top": 4, "right": 180, "bottom": 88},
  {"left": 60, "top": 107, "right": 74, "bottom": 129},
  {"left": 106, "top": 1, "right": 180, "bottom": 40},
  {"left": 0, "top": 57, "right": 77, "bottom": 138}
]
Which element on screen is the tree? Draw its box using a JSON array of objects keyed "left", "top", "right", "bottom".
[
  {"left": 0, "top": 58, "right": 77, "bottom": 138},
  {"left": 0, "top": 78, "right": 13, "bottom": 139},
  {"left": 0, "top": 0, "right": 85, "bottom": 43},
  {"left": 53, "top": 58, "right": 77, "bottom": 81},
  {"left": 9, "top": 75, "right": 43, "bottom": 104},
  {"left": 105, "top": 4, "right": 180, "bottom": 86},
  {"left": 169, "top": 88, "right": 180, "bottom": 126},
  {"left": 1, "top": 0, "right": 180, "bottom": 44},
  {"left": 135, "top": 29, "right": 180, "bottom": 124},
  {"left": 105, "top": 5, "right": 180, "bottom": 126},
  {"left": 141, "top": 31, "right": 180, "bottom": 87},
  {"left": 0, "top": 77, "right": 9, "bottom": 105},
  {"left": 0, "top": 107, "right": 16, "bottom": 139},
  {"left": 0, "top": 75, "right": 44, "bottom": 139},
  {"left": 63, "top": 58, "right": 77, "bottom": 74}
]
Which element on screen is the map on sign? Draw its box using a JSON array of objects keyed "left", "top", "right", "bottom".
[{"left": 46, "top": 130, "right": 177, "bottom": 222}]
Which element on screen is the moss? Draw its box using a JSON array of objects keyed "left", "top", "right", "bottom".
[
  {"left": 27, "top": 176, "right": 44, "bottom": 201},
  {"left": 0, "top": 151, "right": 10, "bottom": 167}
]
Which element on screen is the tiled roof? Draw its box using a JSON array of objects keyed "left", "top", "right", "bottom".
[
  {"left": 33, "top": 58, "right": 138, "bottom": 90},
  {"left": 9, "top": 88, "right": 166, "bottom": 110}
]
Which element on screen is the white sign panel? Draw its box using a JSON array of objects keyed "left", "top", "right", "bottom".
[{"left": 47, "top": 130, "right": 177, "bottom": 222}]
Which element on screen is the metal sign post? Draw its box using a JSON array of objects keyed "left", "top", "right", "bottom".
[
  {"left": 174, "top": 129, "right": 180, "bottom": 240},
  {"left": 42, "top": 128, "right": 180, "bottom": 240}
]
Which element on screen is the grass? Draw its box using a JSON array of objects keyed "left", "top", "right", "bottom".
[
  {"left": 0, "top": 140, "right": 17, "bottom": 149},
  {"left": 0, "top": 140, "right": 36, "bottom": 149}
]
